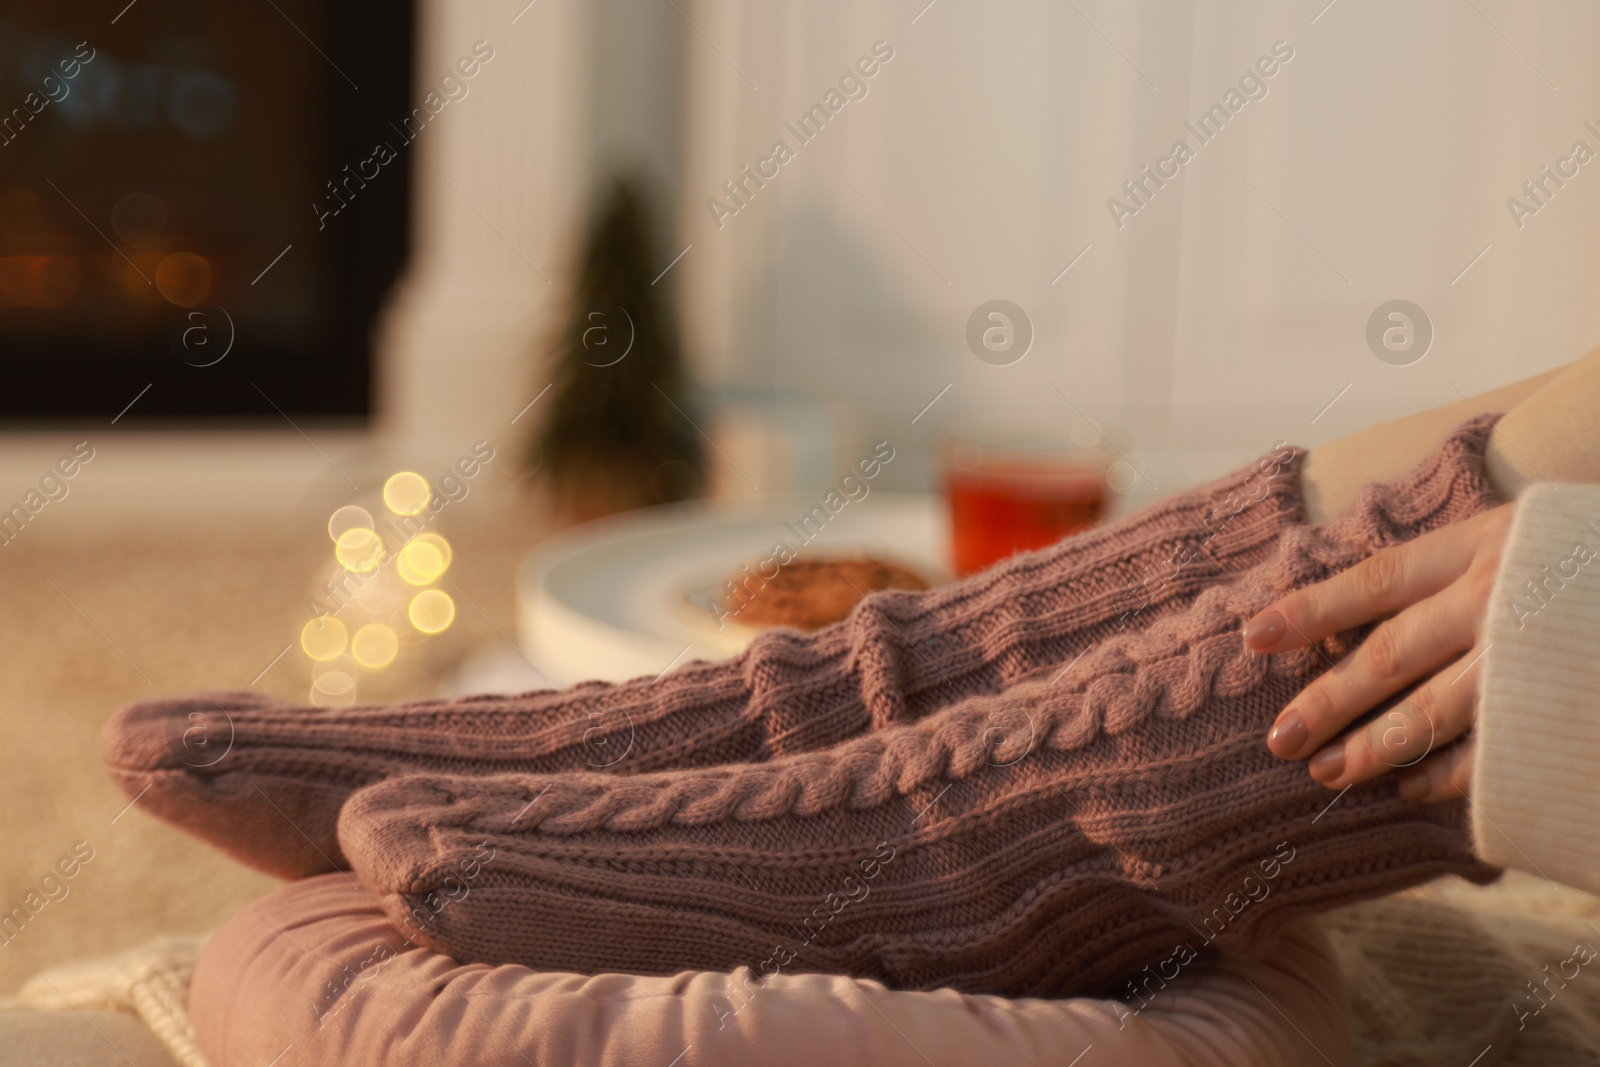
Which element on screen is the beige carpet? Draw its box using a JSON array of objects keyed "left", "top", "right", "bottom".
[{"left": 0, "top": 492, "right": 550, "bottom": 994}]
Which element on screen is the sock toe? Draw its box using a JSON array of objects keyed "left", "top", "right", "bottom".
[
  {"left": 337, "top": 774, "right": 458, "bottom": 891},
  {"left": 100, "top": 691, "right": 277, "bottom": 781},
  {"left": 339, "top": 774, "right": 516, "bottom": 950},
  {"left": 100, "top": 692, "right": 347, "bottom": 878}
]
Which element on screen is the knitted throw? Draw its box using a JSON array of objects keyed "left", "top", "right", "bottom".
[
  {"left": 102, "top": 442, "right": 1302, "bottom": 879},
  {"left": 336, "top": 418, "right": 1504, "bottom": 998}
]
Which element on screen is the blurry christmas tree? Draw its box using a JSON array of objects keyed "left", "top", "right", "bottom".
[{"left": 536, "top": 178, "right": 704, "bottom": 521}]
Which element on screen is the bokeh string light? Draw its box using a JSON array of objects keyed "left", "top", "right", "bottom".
[
  {"left": 327, "top": 504, "right": 374, "bottom": 542},
  {"left": 335, "top": 527, "right": 386, "bottom": 574},
  {"left": 382, "top": 471, "right": 432, "bottom": 516},
  {"left": 350, "top": 623, "right": 399, "bottom": 669},
  {"left": 397, "top": 537, "right": 448, "bottom": 585},
  {"left": 299, "top": 471, "right": 457, "bottom": 706},
  {"left": 300, "top": 616, "right": 347, "bottom": 661},
  {"left": 407, "top": 589, "right": 456, "bottom": 634}
]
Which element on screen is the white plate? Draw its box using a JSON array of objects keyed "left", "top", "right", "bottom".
[{"left": 516, "top": 493, "right": 947, "bottom": 685}]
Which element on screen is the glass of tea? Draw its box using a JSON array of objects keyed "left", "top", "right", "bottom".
[{"left": 942, "top": 418, "right": 1113, "bottom": 576}]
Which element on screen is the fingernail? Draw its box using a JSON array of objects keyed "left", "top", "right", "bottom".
[
  {"left": 1243, "top": 610, "right": 1285, "bottom": 649},
  {"left": 1308, "top": 745, "right": 1345, "bottom": 782},
  {"left": 1399, "top": 771, "right": 1429, "bottom": 801},
  {"left": 1268, "top": 712, "right": 1308, "bottom": 758}
]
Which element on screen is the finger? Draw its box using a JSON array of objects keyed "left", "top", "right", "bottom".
[
  {"left": 1305, "top": 645, "right": 1483, "bottom": 787},
  {"left": 1267, "top": 583, "right": 1481, "bottom": 759},
  {"left": 1397, "top": 737, "right": 1475, "bottom": 803},
  {"left": 1243, "top": 518, "right": 1483, "bottom": 654}
]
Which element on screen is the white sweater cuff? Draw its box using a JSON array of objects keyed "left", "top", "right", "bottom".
[{"left": 1473, "top": 484, "right": 1600, "bottom": 894}]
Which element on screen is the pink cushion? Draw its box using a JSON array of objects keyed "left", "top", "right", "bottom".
[{"left": 190, "top": 875, "right": 1350, "bottom": 1067}]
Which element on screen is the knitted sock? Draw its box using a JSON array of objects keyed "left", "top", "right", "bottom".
[
  {"left": 339, "top": 417, "right": 1504, "bottom": 998},
  {"left": 102, "top": 443, "right": 1303, "bottom": 879}
]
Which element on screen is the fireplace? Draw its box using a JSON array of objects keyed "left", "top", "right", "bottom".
[{"left": 0, "top": 0, "right": 413, "bottom": 423}]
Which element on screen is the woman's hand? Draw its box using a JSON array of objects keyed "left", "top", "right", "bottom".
[{"left": 1244, "top": 504, "right": 1515, "bottom": 802}]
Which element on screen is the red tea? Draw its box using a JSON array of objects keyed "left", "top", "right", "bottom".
[{"left": 946, "top": 465, "right": 1107, "bottom": 576}]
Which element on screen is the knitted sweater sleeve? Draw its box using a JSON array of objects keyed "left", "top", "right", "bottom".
[{"left": 1473, "top": 484, "right": 1600, "bottom": 894}]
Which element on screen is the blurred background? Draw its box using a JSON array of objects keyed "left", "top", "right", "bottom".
[{"left": 3, "top": 0, "right": 1599, "bottom": 1017}]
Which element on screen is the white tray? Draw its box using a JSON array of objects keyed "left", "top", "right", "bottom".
[{"left": 515, "top": 493, "right": 947, "bottom": 686}]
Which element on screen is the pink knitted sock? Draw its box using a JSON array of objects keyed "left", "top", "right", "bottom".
[
  {"left": 339, "top": 417, "right": 1503, "bottom": 997},
  {"left": 102, "top": 444, "right": 1302, "bottom": 879}
]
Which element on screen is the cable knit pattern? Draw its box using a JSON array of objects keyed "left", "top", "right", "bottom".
[
  {"left": 341, "top": 417, "right": 1505, "bottom": 998},
  {"left": 100, "top": 444, "right": 1302, "bottom": 878}
]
